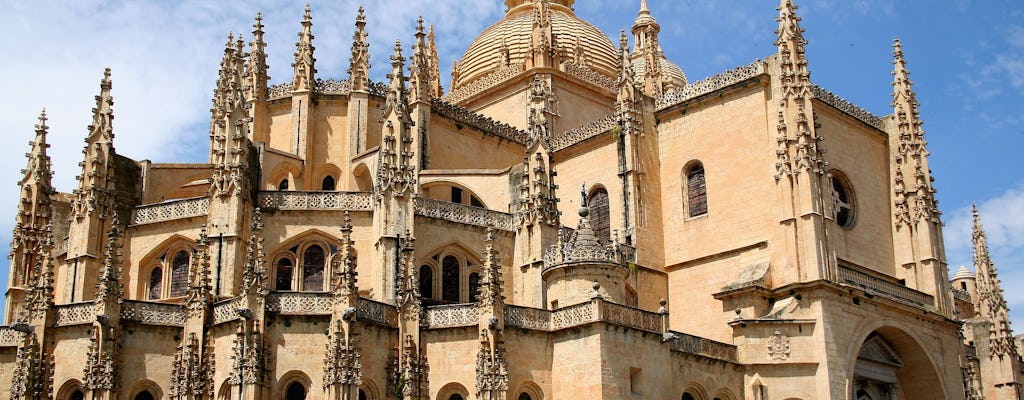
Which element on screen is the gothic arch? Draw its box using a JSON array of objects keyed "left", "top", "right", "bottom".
[
  {"left": 125, "top": 379, "right": 164, "bottom": 400},
  {"left": 421, "top": 180, "right": 488, "bottom": 208},
  {"left": 359, "top": 378, "right": 381, "bottom": 400},
  {"left": 55, "top": 378, "right": 83, "bottom": 400},
  {"left": 276, "top": 371, "right": 312, "bottom": 400},
  {"left": 842, "top": 320, "right": 946, "bottom": 400},
  {"left": 436, "top": 382, "right": 470, "bottom": 400},
  {"left": 514, "top": 380, "right": 544, "bottom": 400},
  {"left": 267, "top": 163, "right": 302, "bottom": 191},
  {"left": 420, "top": 242, "right": 482, "bottom": 303},
  {"left": 217, "top": 379, "right": 232, "bottom": 400},
  {"left": 137, "top": 234, "right": 195, "bottom": 299},
  {"left": 314, "top": 164, "right": 342, "bottom": 191},
  {"left": 682, "top": 383, "right": 709, "bottom": 400},
  {"left": 352, "top": 163, "right": 373, "bottom": 192},
  {"left": 269, "top": 229, "right": 338, "bottom": 292},
  {"left": 586, "top": 184, "right": 611, "bottom": 243}
]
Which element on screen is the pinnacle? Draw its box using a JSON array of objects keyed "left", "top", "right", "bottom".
[
  {"left": 303, "top": 2, "right": 312, "bottom": 22},
  {"left": 416, "top": 16, "right": 425, "bottom": 35},
  {"left": 356, "top": 5, "right": 366, "bottom": 24},
  {"left": 254, "top": 10, "right": 264, "bottom": 31}
]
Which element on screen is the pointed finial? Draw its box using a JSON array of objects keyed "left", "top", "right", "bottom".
[
  {"left": 254, "top": 10, "right": 264, "bottom": 29},
  {"left": 640, "top": 0, "right": 650, "bottom": 14},
  {"left": 36, "top": 108, "right": 47, "bottom": 130},
  {"left": 303, "top": 2, "right": 312, "bottom": 21},
  {"left": 619, "top": 29, "right": 629, "bottom": 51},
  {"left": 416, "top": 16, "right": 425, "bottom": 35}
]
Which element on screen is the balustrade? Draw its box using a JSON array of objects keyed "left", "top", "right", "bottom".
[
  {"left": 837, "top": 265, "right": 934, "bottom": 308},
  {"left": 257, "top": 191, "right": 372, "bottom": 211},
  {"left": 414, "top": 197, "right": 515, "bottom": 231},
  {"left": 54, "top": 302, "right": 95, "bottom": 326},
  {"left": 131, "top": 196, "right": 210, "bottom": 225},
  {"left": 423, "top": 304, "right": 479, "bottom": 329},
  {"left": 120, "top": 300, "right": 186, "bottom": 326}
]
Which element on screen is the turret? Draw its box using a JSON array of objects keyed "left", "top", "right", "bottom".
[{"left": 631, "top": 0, "right": 665, "bottom": 97}]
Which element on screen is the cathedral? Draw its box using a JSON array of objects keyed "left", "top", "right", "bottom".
[{"left": 2, "top": 0, "right": 1022, "bottom": 399}]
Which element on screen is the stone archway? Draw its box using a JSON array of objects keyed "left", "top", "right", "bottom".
[{"left": 849, "top": 326, "right": 944, "bottom": 400}]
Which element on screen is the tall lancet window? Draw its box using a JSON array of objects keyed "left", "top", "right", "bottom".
[
  {"left": 169, "top": 250, "right": 190, "bottom": 297},
  {"left": 588, "top": 187, "right": 611, "bottom": 243},
  {"left": 276, "top": 258, "right": 294, "bottom": 291},
  {"left": 685, "top": 162, "right": 707, "bottom": 217},
  {"left": 148, "top": 267, "right": 163, "bottom": 300},
  {"left": 442, "top": 255, "right": 460, "bottom": 303},
  {"left": 303, "top": 245, "right": 325, "bottom": 291}
]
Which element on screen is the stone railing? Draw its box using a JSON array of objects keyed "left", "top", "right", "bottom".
[
  {"left": 268, "top": 83, "right": 294, "bottom": 100},
  {"left": 952, "top": 288, "right": 972, "bottom": 303},
  {"left": 504, "top": 305, "right": 551, "bottom": 331},
  {"left": 601, "top": 301, "right": 663, "bottom": 333},
  {"left": 443, "top": 63, "right": 525, "bottom": 104},
  {"left": 258, "top": 191, "right": 373, "bottom": 211},
  {"left": 423, "top": 303, "right": 479, "bottom": 329},
  {"left": 666, "top": 331, "right": 739, "bottom": 363},
  {"left": 810, "top": 85, "right": 885, "bottom": 131},
  {"left": 656, "top": 60, "right": 766, "bottom": 111},
  {"left": 356, "top": 297, "right": 398, "bottom": 327},
  {"left": 316, "top": 78, "right": 351, "bottom": 96},
  {"left": 0, "top": 328, "right": 19, "bottom": 347},
  {"left": 430, "top": 98, "right": 530, "bottom": 145},
  {"left": 562, "top": 62, "right": 616, "bottom": 93},
  {"left": 551, "top": 301, "right": 598, "bottom": 330},
  {"left": 266, "top": 292, "right": 332, "bottom": 315},
  {"left": 131, "top": 196, "right": 210, "bottom": 225},
  {"left": 550, "top": 114, "right": 618, "bottom": 152},
  {"left": 120, "top": 300, "right": 186, "bottom": 326},
  {"left": 414, "top": 197, "right": 515, "bottom": 231},
  {"left": 837, "top": 265, "right": 934, "bottom": 308},
  {"left": 211, "top": 297, "right": 244, "bottom": 325},
  {"left": 54, "top": 302, "right": 96, "bottom": 326}
]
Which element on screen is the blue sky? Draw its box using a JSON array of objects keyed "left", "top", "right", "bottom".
[{"left": 0, "top": 0, "right": 1022, "bottom": 328}]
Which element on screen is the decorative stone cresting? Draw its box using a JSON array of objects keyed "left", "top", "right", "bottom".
[
  {"left": 810, "top": 85, "right": 885, "bottom": 130},
  {"left": 413, "top": 197, "right": 515, "bottom": 231},
  {"left": 562, "top": 62, "right": 616, "bottom": 93},
  {"left": 132, "top": 196, "right": 210, "bottom": 225},
  {"left": 430, "top": 99, "right": 529, "bottom": 145},
  {"left": 656, "top": 60, "right": 766, "bottom": 111},
  {"left": 550, "top": 114, "right": 617, "bottom": 152},
  {"left": 443, "top": 63, "right": 525, "bottom": 104},
  {"left": 316, "top": 78, "right": 352, "bottom": 96}
]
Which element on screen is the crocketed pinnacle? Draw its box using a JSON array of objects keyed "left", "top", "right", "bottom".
[
  {"left": 479, "top": 227, "right": 504, "bottom": 308},
  {"left": 249, "top": 11, "right": 269, "bottom": 101},
  {"left": 24, "top": 109, "right": 53, "bottom": 188},
  {"left": 383, "top": 39, "right": 410, "bottom": 119},
  {"left": 242, "top": 208, "right": 267, "bottom": 296},
  {"left": 775, "top": 0, "right": 811, "bottom": 98},
  {"left": 891, "top": 37, "right": 939, "bottom": 226},
  {"left": 292, "top": 3, "right": 316, "bottom": 91},
  {"left": 349, "top": 5, "right": 370, "bottom": 92},
  {"left": 333, "top": 211, "right": 358, "bottom": 300},
  {"left": 95, "top": 214, "right": 124, "bottom": 303},
  {"left": 73, "top": 69, "right": 116, "bottom": 219},
  {"left": 88, "top": 68, "right": 115, "bottom": 144},
  {"left": 972, "top": 204, "right": 1019, "bottom": 358},
  {"left": 410, "top": 16, "right": 432, "bottom": 103}
]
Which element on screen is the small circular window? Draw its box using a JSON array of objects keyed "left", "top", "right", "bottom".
[{"left": 830, "top": 172, "right": 855, "bottom": 229}]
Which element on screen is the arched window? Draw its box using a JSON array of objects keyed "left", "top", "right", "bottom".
[
  {"left": 358, "top": 389, "right": 367, "bottom": 400},
  {"left": 276, "top": 258, "right": 294, "bottom": 291},
  {"left": 279, "top": 179, "right": 289, "bottom": 191},
  {"left": 169, "top": 250, "right": 190, "bottom": 297},
  {"left": 469, "top": 272, "right": 481, "bottom": 302},
  {"left": 685, "top": 163, "right": 707, "bottom": 217},
  {"left": 70, "top": 391, "right": 84, "bottom": 400},
  {"left": 303, "top": 245, "right": 325, "bottom": 291},
  {"left": 518, "top": 394, "right": 532, "bottom": 400},
  {"left": 682, "top": 394, "right": 696, "bottom": 400},
  {"left": 830, "top": 172, "right": 856, "bottom": 229},
  {"left": 419, "top": 265, "right": 434, "bottom": 299},
  {"left": 148, "top": 267, "right": 163, "bottom": 300},
  {"left": 587, "top": 188, "right": 611, "bottom": 243},
  {"left": 442, "top": 256, "right": 460, "bottom": 302},
  {"left": 321, "top": 176, "right": 336, "bottom": 191},
  {"left": 285, "top": 382, "right": 306, "bottom": 400},
  {"left": 448, "top": 395, "right": 464, "bottom": 400},
  {"left": 134, "top": 391, "right": 154, "bottom": 400}
]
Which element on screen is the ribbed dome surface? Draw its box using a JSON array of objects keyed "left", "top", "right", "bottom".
[
  {"left": 952, "top": 266, "right": 975, "bottom": 280},
  {"left": 455, "top": 3, "right": 618, "bottom": 89},
  {"left": 632, "top": 56, "right": 688, "bottom": 88}
]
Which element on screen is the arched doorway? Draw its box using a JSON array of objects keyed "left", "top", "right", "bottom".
[
  {"left": 285, "top": 382, "right": 306, "bottom": 400},
  {"left": 134, "top": 391, "right": 154, "bottom": 400},
  {"left": 850, "top": 327, "right": 944, "bottom": 400}
]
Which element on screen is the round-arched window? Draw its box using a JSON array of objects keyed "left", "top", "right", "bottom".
[
  {"left": 322, "top": 176, "right": 336, "bottom": 191},
  {"left": 518, "top": 394, "right": 532, "bottom": 400},
  {"left": 279, "top": 179, "right": 289, "bottom": 191},
  {"left": 469, "top": 272, "right": 482, "bottom": 302},
  {"left": 442, "top": 256, "right": 460, "bottom": 302},
  {"left": 830, "top": 172, "right": 856, "bottom": 229},
  {"left": 448, "top": 395, "right": 464, "bottom": 400},
  {"left": 681, "top": 393, "right": 696, "bottom": 400},
  {"left": 134, "top": 391, "right": 154, "bottom": 400}
]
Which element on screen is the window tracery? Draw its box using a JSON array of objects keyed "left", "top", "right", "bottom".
[
  {"left": 271, "top": 237, "right": 340, "bottom": 292},
  {"left": 141, "top": 242, "right": 194, "bottom": 300}
]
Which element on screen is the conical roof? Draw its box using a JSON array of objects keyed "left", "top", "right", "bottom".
[{"left": 952, "top": 265, "right": 975, "bottom": 280}]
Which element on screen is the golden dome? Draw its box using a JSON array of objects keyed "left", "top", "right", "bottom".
[{"left": 455, "top": 1, "right": 619, "bottom": 89}]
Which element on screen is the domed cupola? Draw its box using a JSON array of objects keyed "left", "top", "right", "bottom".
[
  {"left": 629, "top": 0, "right": 687, "bottom": 96},
  {"left": 452, "top": 0, "right": 619, "bottom": 91}
]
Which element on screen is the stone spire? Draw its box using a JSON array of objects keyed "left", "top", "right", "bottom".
[
  {"left": 972, "top": 205, "right": 1019, "bottom": 359},
  {"left": 774, "top": 0, "right": 811, "bottom": 103},
  {"left": 185, "top": 226, "right": 213, "bottom": 319},
  {"left": 427, "top": 25, "right": 443, "bottom": 97},
  {"left": 348, "top": 5, "right": 371, "bottom": 92},
  {"left": 409, "top": 17, "right": 432, "bottom": 103},
  {"left": 772, "top": 0, "right": 824, "bottom": 178},
  {"left": 332, "top": 212, "right": 359, "bottom": 306},
  {"left": 616, "top": 30, "right": 640, "bottom": 134},
  {"left": 248, "top": 11, "right": 270, "bottom": 102},
  {"left": 209, "top": 32, "right": 253, "bottom": 198},
  {"left": 72, "top": 68, "right": 117, "bottom": 220},
  {"left": 392, "top": 232, "right": 428, "bottom": 400},
  {"left": 10, "top": 329, "right": 51, "bottom": 400},
  {"left": 242, "top": 208, "right": 268, "bottom": 298},
  {"left": 527, "top": 0, "right": 555, "bottom": 69},
  {"left": 10, "top": 109, "right": 54, "bottom": 292},
  {"left": 891, "top": 37, "right": 939, "bottom": 227},
  {"left": 292, "top": 3, "right": 316, "bottom": 92},
  {"left": 324, "top": 212, "right": 362, "bottom": 400},
  {"left": 475, "top": 231, "right": 508, "bottom": 400},
  {"left": 375, "top": 40, "right": 416, "bottom": 197},
  {"left": 94, "top": 214, "right": 123, "bottom": 305}
]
